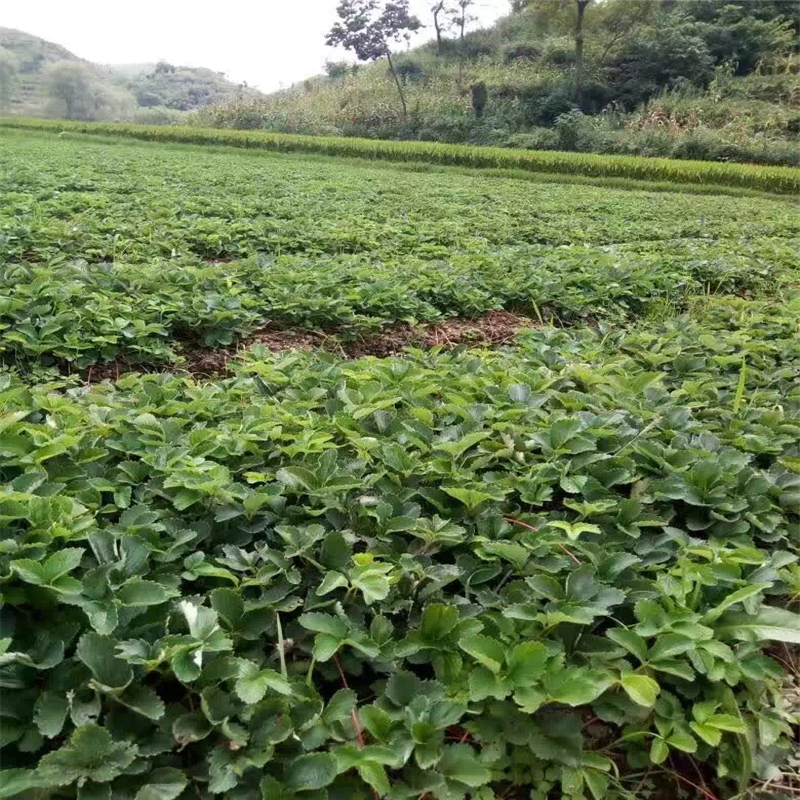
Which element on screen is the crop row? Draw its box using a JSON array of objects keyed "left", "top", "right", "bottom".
[
  {"left": 2, "top": 131, "right": 797, "bottom": 369},
  {"left": 2, "top": 295, "right": 799, "bottom": 799},
  {"left": 3, "top": 117, "right": 800, "bottom": 194}
]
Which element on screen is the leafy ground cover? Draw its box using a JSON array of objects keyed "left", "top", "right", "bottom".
[
  {"left": 3, "top": 119, "right": 800, "bottom": 195},
  {"left": 1, "top": 129, "right": 797, "bottom": 372},
  {"left": 1, "top": 128, "right": 799, "bottom": 800}
]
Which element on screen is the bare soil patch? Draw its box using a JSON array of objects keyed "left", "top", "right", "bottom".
[{"left": 80, "top": 311, "right": 538, "bottom": 381}]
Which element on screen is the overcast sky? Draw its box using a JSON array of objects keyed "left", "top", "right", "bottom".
[{"left": 2, "top": 0, "right": 510, "bottom": 92}]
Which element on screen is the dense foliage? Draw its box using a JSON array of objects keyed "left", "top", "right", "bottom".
[
  {"left": 1, "top": 127, "right": 800, "bottom": 800},
  {"left": 2, "top": 295, "right": 800, "bottom": 799},
  {"left": 3, "top": 120, "right": 799, "bottom": 194},
  {"left": 1, "top": 129, "right": 798, "bottom": 370}
]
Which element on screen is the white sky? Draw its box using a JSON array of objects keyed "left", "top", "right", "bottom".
[{"left": 2, "top": 0, "right": 510, "bottom": 92}]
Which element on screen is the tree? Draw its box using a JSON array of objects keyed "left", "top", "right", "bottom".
[
  {"left": 327, "top": 0, "right": 422, "bottom": 118},
  {"left": 448, "top": 0, "right": 477, "bottom": 84},
  {"left": 574, "top": 0, "right": 592, "bottom": 107},
  {"left": 324, "top": 60, "right": 350, "bottom": 85},
  {"left": 432, "top": 1, "right": 447, "bottom": 54},
  {"left": 0, "top": 47, "right": 17, "bottom": 112},
  {"left": 45, "top": 62, "right": 97, "bottom": 120}
]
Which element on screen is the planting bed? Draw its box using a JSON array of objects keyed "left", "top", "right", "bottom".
[{"left": 0, "top": 128, "right": 799, "bottom": 800}]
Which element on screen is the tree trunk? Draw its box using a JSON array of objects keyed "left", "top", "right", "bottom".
[
  {"left": 433, "top": 4, "right": 443, "bottom": 54},
  {"left": 385, "top": 51, "right": 408, "bottom": 118},
  {"left": 574, "top": 0, "right": 590, "bottom": 108}
]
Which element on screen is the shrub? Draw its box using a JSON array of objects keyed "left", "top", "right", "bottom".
[
  {"left": 503, "top": 128, "right": 559, "bottom": 150},
  {"left": 503, "top": 43, "right": 542, "bottom": 63},
  {"left": 132, "top": 106, "right": 187, "bottom": 126}
]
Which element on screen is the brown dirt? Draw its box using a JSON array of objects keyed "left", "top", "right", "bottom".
[{"left": 80, "top": 310, "right": 538, "bottom": 382}]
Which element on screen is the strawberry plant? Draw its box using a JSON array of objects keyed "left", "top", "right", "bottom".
[{"left": 1, "top": 124, "right": 799, "bottom": 800}]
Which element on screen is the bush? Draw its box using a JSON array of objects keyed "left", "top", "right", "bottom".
[
  {"left": 606, "top": 24, "right": 716, "bottom": 108},
  {"left": 503, "top": 43, "right": 541, "bottom": 63},
  {"left": 132, "top": 106, "right": 187, "bottom": 126},
  {"left": 542, "top": 38, "right": 576, "bottom": 66},
  {"left": 503, "top": 128, "right": 559, "bottom": 150},
  {"left": 393, "top": 59, "right": 425, "bottom": 84}
]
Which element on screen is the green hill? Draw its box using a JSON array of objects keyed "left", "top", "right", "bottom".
[
  {"left": 195, "top": 0, "right": 799, "bottom": 167},
  {"left": 0, "top": 27, "right": 264, "bottom": 120}
]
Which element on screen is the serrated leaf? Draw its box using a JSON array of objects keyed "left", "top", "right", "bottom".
[
  {"left": 437, "top": 744, "right": 490, "bottom": 787},
  {"left": 620, "top": 674, "right": 660, "bottom": 707},
  {"left": 37, "top": 724, "right": 138, "bottom": 784},
  {"left": 285, "top": 752, "right": 338, "bottom": 791},
  {"left": 606, "top": 628, "right": 647, "bottom": 663},
  {"left": 119, "top": 685, "right": 165, "bottom": 720},
  {"left": 76, "top": 632, "right": 132, "bottom": 689},
  {"left": 506, "top": 641, "right": 548, "bottom": 687},
  {"left": 135, "top": 767, "right": 188, "bottom": 800},
  {"left": 34, "top": 691, "right": 69, "bottom": 738},
  {"left": 118, "top": 579, "right": 169, "bottom": 607},
  {"left": 458, "top": 633, "right": 504, "bottom": 673},
  {"left": 544, "top": 667, "right": 613, "bottom": 706}
]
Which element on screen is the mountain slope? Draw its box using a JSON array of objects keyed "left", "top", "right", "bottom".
[{"left": 0, "top": 27, "right": 264, "bottom": 118}]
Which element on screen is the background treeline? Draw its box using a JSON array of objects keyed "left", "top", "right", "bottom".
[{"left": 196, "top": 0, "right": 800, "bottom": 167}]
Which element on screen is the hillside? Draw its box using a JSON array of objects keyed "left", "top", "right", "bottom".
[
  {"left": 0, "top": 27, "right": 264, "bottom": 120},
  {"left": 0, "top": 27, "right": 86, "bottom": 116},
  {"left": 195, "top": 0, "right": 800, "bottom": 167}
]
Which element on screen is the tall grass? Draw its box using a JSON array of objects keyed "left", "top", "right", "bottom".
[{"left": 2, "top": 117, "right": 798, "bottom": 194}]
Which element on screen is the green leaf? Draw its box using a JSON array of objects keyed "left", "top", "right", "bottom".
[
  {"left": 37, "top": 724, "right": 138, "bottom": 785},
  {"left": 667, "top": 730, "right": 697, "bottom": 753},
  {"left": 298, "top": 612, "right": 348, "bottom": 638},
  {"left": 715, "top": 606, "right": 800, "bottom": 644},
  {"left": 442, "top": 487, "right": 497, "bottom": 510},
  {"left": 117, "top": 580, "right": 169, "bottom": 607},
  {"left": 34, "top": 691, "right": 69, "bottom": 738},
  {"left": 235, "top": 660, "right": 292, "bottom": 704},
  {"left": 0, "top": 769, "right": 40, "bottom": 799},
  {"left": 702, "top": 584, "right": 770, "bottom": 624},
  {"left": 285, "top": 753, "right": 338, "bottom": 791},
  {"left": 317, "top": 571, "right": 348, "bottom": 595},
  {"left": 705, "top": 714, "right": 747, "bottom": 733},
  {"left": 135, "top": 768, "right": 188, "bottom": 800},
  {"left": 437, "top": 744, "right": 491, "bottom": 787},
  {"left": 419, "top": 603, "right": 460, "bottom": 644},
  {"left": 119, "top": 685, "right": 165, "bottom": 720},
  {"left": 690, "top": 722, "right": 722, "bottom": 746},
  {"left": 360, "top": 704, "right": 393, "bottom": 740},
  {"left": 650, "top": 737, "right": 669, "bottom": 765},
  {"left": 620, "top": 674, "right": 660, "bottom": 707},
  {"left": 647, "top": 633, "right": 694, "bottom": 662},
  {"left": 458, "top": 633, "right": 505, "bottom": 673},
  {"left": 358, "top": 761, "right": 390, "bottom": 796},
  {"left": 506, "top": 641, "right": 548, "bottom": 687},
  {"left": 544, "top": 667, "right": 613, "bottom": 706},
  {"left": 173, "top": 713, "right": 212, "bottom": 745},
  {"left": 606, "top": 628, "right": 647, "bottom": 663},
  {"left": 76, "top": 632, "right": 132, "bottom": 689}
]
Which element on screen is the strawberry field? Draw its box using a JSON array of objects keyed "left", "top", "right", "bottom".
[{"left": 1, "top": 128, "right": 799, "bottom": 800}]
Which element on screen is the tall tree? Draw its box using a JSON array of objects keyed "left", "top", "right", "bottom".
[
  {"left": 449, "top": 0, "right": 477, "bottom": 84},
  {"left": 326, "top": 0, "right": 422, "bottom": 118},
  {"left": 431, "top": 1, "right": 447, "bottom": 54},
  {"left": 45, "top": 62, "right": 97, "bottom": 120},
  {"left": 574, "top": 0, "right": 592, "bottom": 107}
]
